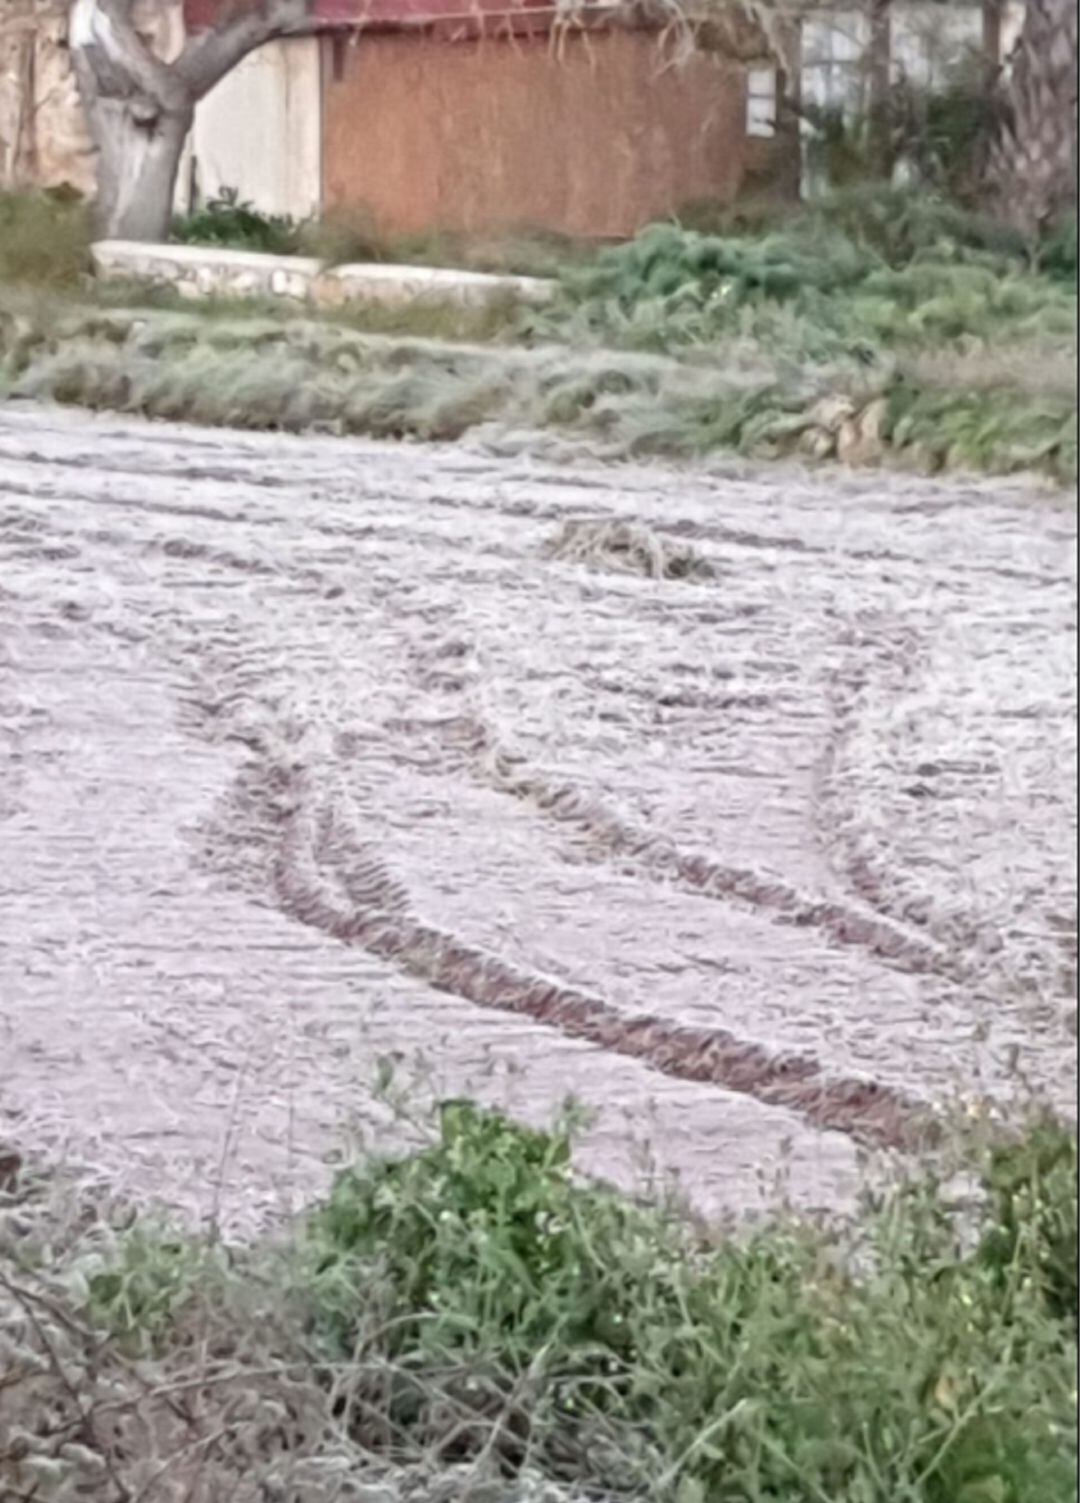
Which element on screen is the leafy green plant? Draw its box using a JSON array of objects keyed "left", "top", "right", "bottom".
[
  {"left": 976, "top": 1116, "right": 1078, "bottom": 1329},
  {"left": 81, "top": 1221, "right": 225, "bottom": 1350},
  {"left": 172, "top": 187, "right": 300, "bottom": 255},
  {"left": 300, "top": 1102, "right": 1078, "bottom": 1501},
  {"left": 884, "top": 378, "right": 1077, "bottom": 480},
  {"left": 548, "top": 202, "right": 1073, "bottom": 363}
]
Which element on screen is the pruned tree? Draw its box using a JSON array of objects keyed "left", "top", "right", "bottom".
[{"left": 68, "top": 0, "right": 319, "bottom": 241}]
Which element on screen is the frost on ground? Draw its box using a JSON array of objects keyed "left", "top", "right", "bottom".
[{"left": 0, "top": 405, "right": 1075, "bottom": 1235}]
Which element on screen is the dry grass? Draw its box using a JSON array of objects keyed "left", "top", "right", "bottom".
[
  {"left": 544, "top": 518, "right": 713, "bottom": 581},
  {"left": 902, "top": 339, "right": 1078, "bottom": 401}
]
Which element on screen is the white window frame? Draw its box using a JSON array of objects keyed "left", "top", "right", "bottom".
[{"left": 746, "top": 67, "right": 778, "bottom": 139}]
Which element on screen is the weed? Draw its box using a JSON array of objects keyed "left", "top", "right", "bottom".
[
  {"left": 544, "top": 210, "right": 1073, "bottom": 362},
  {"left": 977, "top": 1116, "right": 1078, "bottom": 1329},
  {"left": 80, "top": 1221, "right": 227, "bottom": 1352},
  {"left": 2, "top": 184, "right": 1074, "bottom": 481},
  {"left": 0, "top": 188, "right": 92, "bottom": 287},
  {"left": 170, "top": 189, "right": 592, "bottom": 279},
  {"left": 2, "top": 294, "right": 1073, "bottom": 481}
]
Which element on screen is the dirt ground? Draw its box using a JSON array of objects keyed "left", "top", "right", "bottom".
[{"left": 0, "top": 404, "right": 1075, "bottom": 1235}]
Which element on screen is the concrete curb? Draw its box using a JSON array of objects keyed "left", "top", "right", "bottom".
[{"left": 90, "top": 241, "right": 555, "bottom": 310}]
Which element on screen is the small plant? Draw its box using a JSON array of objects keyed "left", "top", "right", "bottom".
[
  {"left": 3, "top": 1110, "right": 1074, "bottom": 1501},
  {"left": 80, "top": 1220, "right": 226, "bottom": 1350},
  {"left": 976, "top": 1115, "right": 1079, "bottom": 1328},
  {"left": 172, "top": 187, "right": 300, "bottom": 255}
]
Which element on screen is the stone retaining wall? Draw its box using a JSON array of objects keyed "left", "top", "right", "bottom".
[{"left": 90, "top": 241, "right": 554, "bottom": 310}]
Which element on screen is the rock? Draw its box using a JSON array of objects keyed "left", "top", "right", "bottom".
[
  {"left": 808, "top": 394, "right": 857, "bottom": 433},
  {"left": 837, "top": 397, "right": 888, "bottom": 466},
  {"left": 799, "top": 425, "right": 836, "bottom": 460}
]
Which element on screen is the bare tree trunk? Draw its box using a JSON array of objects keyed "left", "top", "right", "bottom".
[
  {"left": 69, "top": 0, "right": 318, "bottom": 242},
  {"left": 865, "top": 0, "right": 892, "bottom": 178},
  {"left": 986, "top": 0, "right": 1078, "bottom": 237},
  {"left": 69, "top": 0, "right": 188, "bottom": 239},
  {"left": 87, "top": 94, "right": 192, "bottom": 241}
]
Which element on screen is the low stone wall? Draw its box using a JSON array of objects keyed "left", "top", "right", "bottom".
[
  {"left": 90, "top": 241, "right": 554, "bottom": 310},
  {"left": 317, "top": 261, "right": 553, "bottom": 309},
  {"left": 91, "top": 242, "right": 323, "bottom": 302}
]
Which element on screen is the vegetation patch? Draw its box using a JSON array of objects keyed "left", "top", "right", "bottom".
[
  {"left": 171, "top": 189, "right": 591, "bottom": 281},
  {"left": 1, "top": 1107, "right": 1076, "bottom": 1502},
  {"left": 1, "top": 185, "right": 1075, "bottom": 481},
  {"left": 540, "top": 191, "right": 1076, "bottom": 364},
  {"left": 0, "top": 189, "right": 92, "bottom": 288}
]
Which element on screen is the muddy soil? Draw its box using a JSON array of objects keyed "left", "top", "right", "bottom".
[{"left": 0, "top": 405, "right": 1075, "bottom": 1235}]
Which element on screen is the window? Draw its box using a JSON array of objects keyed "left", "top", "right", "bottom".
[{"left": 746, "top": 68, "right": 777, "bottom": 139}]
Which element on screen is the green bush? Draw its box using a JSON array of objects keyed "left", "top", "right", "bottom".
[
  {"left": 82, "top": 1222, "right": 227, "bottom": 1351},
  {"left": 547, "top": 194, "right": 1075, "bottom": 371},
  {"left": 977, "top": 1117, "right": 1078, "bottom": 1329},
  {"left": 885, "top": 378, "right": 1078, "bottom": 480},
  {"left": 1040, "top": 214, "right": 1079, "bottom": 284},
  {"left": 795, "top": 184, "right": 1028, "bottom": 267},
  {"left": 172, "top": 187, "right": 299, "bottom": 255},
  {"left": 302, "top": 1102, "right": 1078, "bottom": 1502}
]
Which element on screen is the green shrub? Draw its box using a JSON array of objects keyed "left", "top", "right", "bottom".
[
  {"left": 301, "top": 1102, "right": 1078, "bottom": 1501},
  {"left": 1040, "top": 214, "right": 1079, "bottom": 284},
  {"left": 81, "top": 1221, "right": 227, "bottom": 1351},
  {"left": 547, "top": 195, "right": 1075, "bottom": 370},
  {"left": 172, "top": 187, "right": 299, "bottom": 255},
  {"left": 885, "top": 378, "right": 1078, "bottom": 480},
  {"left": 977, "top": 1116, "right": 1078, "bottom": 1329}
]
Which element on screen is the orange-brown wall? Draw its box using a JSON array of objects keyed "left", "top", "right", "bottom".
[{"left": 322, "top": 28, "right": 769, "bottom": 240}]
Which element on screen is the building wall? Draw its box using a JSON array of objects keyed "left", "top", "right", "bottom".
[
  {"left": 178, "top": 38, "right": 322, "bottom": 219},
  {"left": 1, "top": 0, "right": 96, "bottom": 193},
  {"left": 1, "top": 0, "right": 184, "bottom": 197},
  {"left": 322, "top": 28, "right": 766, "bottom": 239}
]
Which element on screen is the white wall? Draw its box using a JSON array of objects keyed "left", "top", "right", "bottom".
[{"left": 177, "top": 38, "right": 322, "bottom": 223}]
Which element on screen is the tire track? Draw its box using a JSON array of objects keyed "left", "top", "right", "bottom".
[
  {"left": 263, "top": 763, "right": 935, "bottom": 1151},
  {"left": 394, "top": 634, "right": 959, "bottom": 984}
]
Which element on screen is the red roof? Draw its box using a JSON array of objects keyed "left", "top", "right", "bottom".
[{"left": 183, "top": 0, "right": 571, "bottom": 31}]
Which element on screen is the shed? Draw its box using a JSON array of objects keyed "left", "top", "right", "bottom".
[{"left": 180, "top": 0, "right": 797, "bottom": 237}]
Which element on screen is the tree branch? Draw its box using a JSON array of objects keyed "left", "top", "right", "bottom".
[
  {"left": 69, "top": 0, "right": 189, "bottom": 109},
  {"left": 174, "top": 0, "right": 321, "bottom": 99}
]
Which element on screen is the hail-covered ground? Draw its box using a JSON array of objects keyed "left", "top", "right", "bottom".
[{"left": 1, "top": 404, "right": 1075, "bottom": 1235}]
